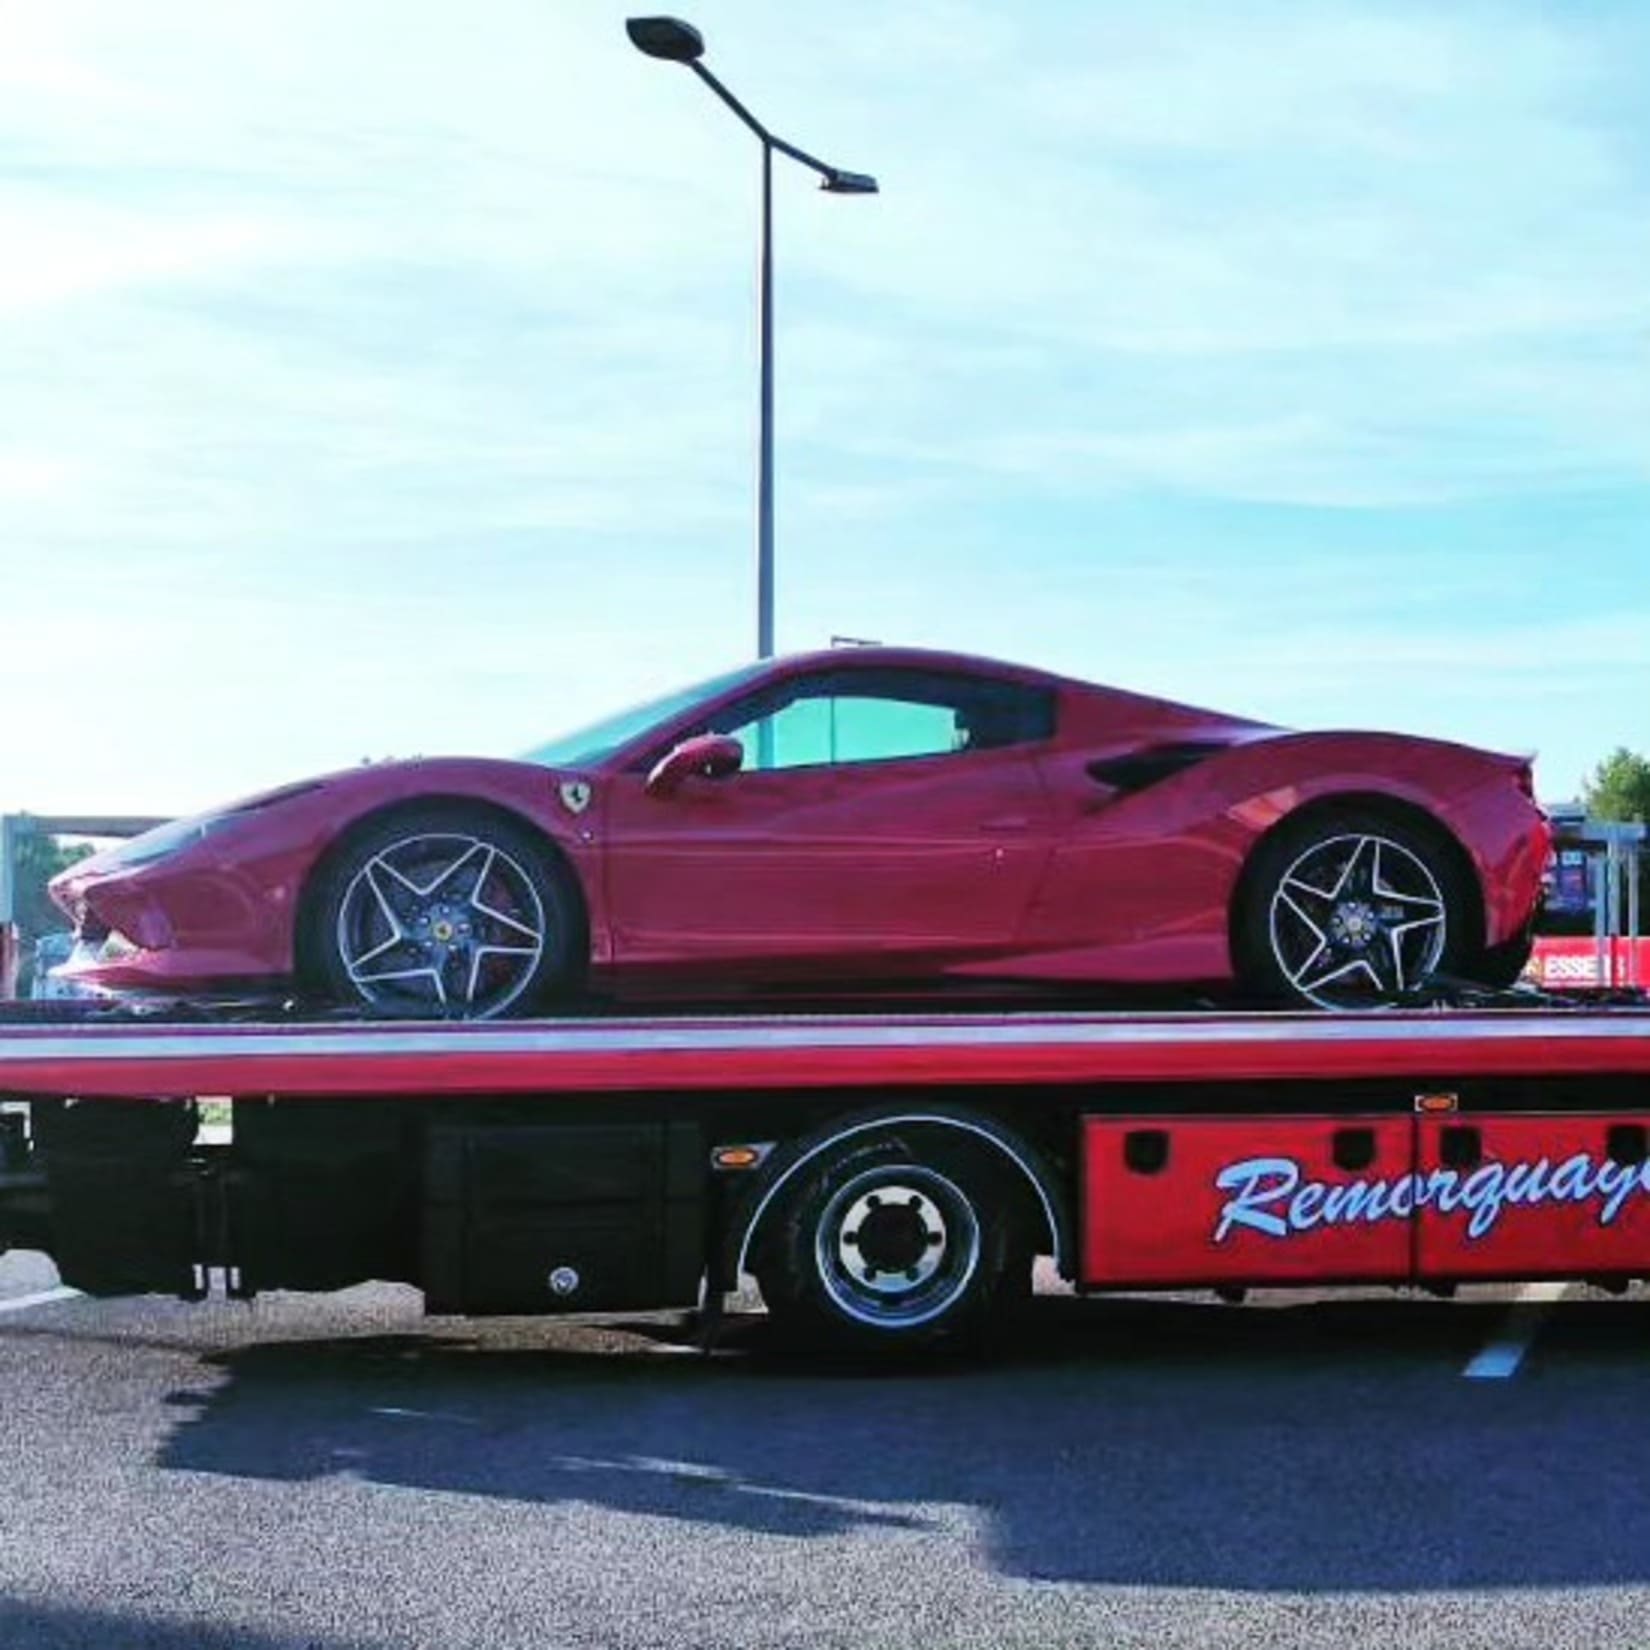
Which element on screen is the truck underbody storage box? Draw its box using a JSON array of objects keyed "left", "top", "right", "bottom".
[
  {"left": 422, "top": 1120, "right": 703, "bottom": 1316},
  {"left": 230, "top": 1099, "right": 421, "bottom": 1294}
]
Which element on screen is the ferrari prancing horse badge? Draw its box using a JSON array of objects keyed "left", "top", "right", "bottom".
[{"left": 558, "top": 780, "right": 592, "bottom": 815}]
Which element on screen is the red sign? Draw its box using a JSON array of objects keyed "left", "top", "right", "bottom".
[
  {"left": 1081, "top": 1111, "right": 1650, "bottom": 1289},
  {"left": 1527, "top": 936, "right": 1650, "bottom": 990}
]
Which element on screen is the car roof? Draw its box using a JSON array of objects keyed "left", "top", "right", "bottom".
[{"left": 762, "top": 645, "right": 1072, "bottom": 689}]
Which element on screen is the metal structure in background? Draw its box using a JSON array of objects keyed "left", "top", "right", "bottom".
[
  {"left": 0, "top": 814, "right": 167, "bottom": 998},
  {"left": 1588, "top": 822, "right": 1645, "bottom": 988},
  {"left": 1542, "top": 804, "right": 1647, "bottom": 990},
  {"left": 626, "top": 15, "right": 878, "bottom": 662}
]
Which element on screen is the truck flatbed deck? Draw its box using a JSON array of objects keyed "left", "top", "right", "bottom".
[{"left": 3, "top": 1004, "right": 1650, "bottom": 1098}]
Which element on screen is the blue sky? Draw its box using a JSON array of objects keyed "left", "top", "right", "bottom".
[{"left": 0, "top": 0, "right": 1646, "bottom": 818}]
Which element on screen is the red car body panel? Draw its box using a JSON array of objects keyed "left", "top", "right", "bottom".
[{"left": 51, "top": 647, "right": 1550, "bottom": 1003}]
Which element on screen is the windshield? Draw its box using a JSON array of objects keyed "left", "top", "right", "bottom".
[{"left": 521, "top": 662, "right": 768, "bottom": 769}]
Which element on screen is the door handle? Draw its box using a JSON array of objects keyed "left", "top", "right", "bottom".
[{"left": 980, "top": 816, "right": 1031, "bottom": 835}]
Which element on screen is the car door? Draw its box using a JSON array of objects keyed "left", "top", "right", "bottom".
[{"left": 602, "top": 667, "right": 1056, "bottom": 982}]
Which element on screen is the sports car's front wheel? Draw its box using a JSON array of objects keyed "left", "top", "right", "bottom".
[
  {"left": 1236, "top": 810, "right": 1469, "bottom": 1010},
  {"left": 303, "top": 806, "right": 580, "bottom": 1020}
]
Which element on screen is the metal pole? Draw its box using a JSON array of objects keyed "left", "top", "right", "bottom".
[
  {"left": 0, "top": 815, "right": 17, "bottom": 929},
  {"left": 1, "top": 816, "right": 25, "bottom": 1000},
  {"left": 1628, "top": 837, "right": 1642, "bottom": 988},
  {"left": 1609, "top": 830, "right": 1630, "bottom": 988},
  {"left": 756, "top": 137, "right": 776, "bottom": 662},
  {"left": 656, "top": 50, "right": 873, "bottom": 665},
  {"left": 1594, "top": 852, "right": 1609, "bottom": 989}
]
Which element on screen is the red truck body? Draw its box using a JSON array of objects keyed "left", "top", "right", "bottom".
[{"left": 4, "top": 1004, "right": 1650, "bottom": 1345}]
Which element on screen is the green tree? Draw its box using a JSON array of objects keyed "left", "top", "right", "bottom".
[
  {"left": 8, "top": 827, "right": 94, "bottom": 941},
  {"left": 1581, "top": 748, "right": 1650, "bottom": 825}
]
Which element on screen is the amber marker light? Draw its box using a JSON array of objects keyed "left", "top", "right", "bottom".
[
  {"left": 711, "top": 1144, "right": 766, "bottom": 1171},
  {"left": 1415, "top": 1092, "right": 1460, "bottom": 1114}
]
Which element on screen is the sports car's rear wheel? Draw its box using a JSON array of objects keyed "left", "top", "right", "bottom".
[
  {"left": 1236, "top": 810, "right": 1468, "bottom": 1010},
  {"left": 304, "top": 806, "right": 579, "bottom": 1020},
  {"left": 1474, "top": 924, "right": 1537, "bottom": 990}
]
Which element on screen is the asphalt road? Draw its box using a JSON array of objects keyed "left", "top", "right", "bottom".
[{"left": 4, "top": 1250, "right": 1650, "bottom": 1650}]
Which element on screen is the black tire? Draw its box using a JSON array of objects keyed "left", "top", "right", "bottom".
[
  {"left": 302, "top": 803, "right": 581, "bottom": 1020},
  {"left": 1234, "top": 807, "right": 1471, "bottom": 1010},
  {"left": 1471, "top": 924, "right": 1536, "bottom": 990},
  {"left": 754, "top": 1134, "right": 1032, "bottom": 1358}
]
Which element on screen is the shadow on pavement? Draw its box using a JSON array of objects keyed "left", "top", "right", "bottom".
[
  {"left": 157, "top": 1292, "right": 1650, "bottom": 1592},
  {"left": 0, "top": 1598, "right": 367, "bottom": 1650}
]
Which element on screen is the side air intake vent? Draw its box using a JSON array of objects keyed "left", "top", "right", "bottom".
[{"left": 1087, "top": 742, "right": 1231, "bottom": 795}]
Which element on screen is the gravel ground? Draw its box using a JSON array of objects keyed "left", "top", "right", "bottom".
[{"left": 5, "top": 1252, "right": 1650, "bottom": 1649}]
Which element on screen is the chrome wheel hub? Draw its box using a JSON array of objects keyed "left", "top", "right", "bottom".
[
  {"left": 1330, "top": 901, "right": 1376, "bottom": 947},
  {"left": 814, "top": 1166, "right": 982, "bottom": 1329},
  {"left": 836, "top": 1184, "right": 949, "bottom": 1294},
  {"left": 336, "top": 833, "right": 546, "bottom": 1018},
  {"left": 1268, "top": 833, "right": 1447, "bottom": 1009}
]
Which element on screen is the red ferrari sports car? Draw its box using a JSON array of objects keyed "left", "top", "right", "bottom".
[{"left": 52, "top": 647, "right": 1549, "bottom": 1017}]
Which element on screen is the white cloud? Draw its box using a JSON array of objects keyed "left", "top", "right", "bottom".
[{"left": 0, "top": 207, "right": 330, "bottom": 311}]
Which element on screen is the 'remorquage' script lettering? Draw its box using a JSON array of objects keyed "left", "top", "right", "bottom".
[{"left": 1213, "top": 1151, "right": 1650, "bottom": 1244}]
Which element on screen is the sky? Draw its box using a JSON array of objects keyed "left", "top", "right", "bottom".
[{"left": 0, "top": 0, "right": 1646, "bottom": 819}]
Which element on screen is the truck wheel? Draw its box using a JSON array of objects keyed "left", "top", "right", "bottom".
[
  {"left": 755, "top": 1137, "right": 1029, "bottom": 1356},
  {"left": 304, "top": 804, "right": 581, "bottom": 1020},
  {"left": 1236, "top": 807, "right": 1469, "bottom": 1010}
]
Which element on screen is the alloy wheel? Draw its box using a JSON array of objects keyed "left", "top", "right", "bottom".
[
  {"left": 334, "top": 832, "right": 546, "bottom": 1018},
  {"left": 1267, "top": 832, "right": 1447, "bottom": 1009}
]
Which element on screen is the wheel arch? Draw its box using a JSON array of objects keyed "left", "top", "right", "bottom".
[
  {"left": 1228, "top": 790, "right": 1488, "bottom": 965},
  {"left": 292, "top": 793, "right": 590, "bottom": 991},
  {"left": 730, "top": 1104, "right": 1071, "bottom": 1285}
]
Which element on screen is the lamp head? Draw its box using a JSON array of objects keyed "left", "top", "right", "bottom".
[
  {"left": 821, "top": 168, "right": 879, "bottom": 195},
  {"left": 625, "top": 16, "right": 706, "bottom": 62}
]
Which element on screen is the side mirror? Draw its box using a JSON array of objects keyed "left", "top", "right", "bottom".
[{"left": 645, "top": 733, "right": 745, "bottom": 798}]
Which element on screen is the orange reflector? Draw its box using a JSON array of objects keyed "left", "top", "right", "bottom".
[
  {"left": 712, "top": 1145, "right": 763, "bottom": 1171},
  {"left": 1415, "top": 1092, "right": 1459, "bottom": 1114}
]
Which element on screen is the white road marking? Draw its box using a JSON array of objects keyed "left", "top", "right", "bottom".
[
  {"left": 1462, "top": 1281, "right": 1570, "bottom": 1379},
  {"left": 0, "top": 1286, "right": 82, "bottom": 1317}
]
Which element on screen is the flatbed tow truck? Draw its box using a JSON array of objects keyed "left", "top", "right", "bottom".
[{"left": 4, "top": 990, "right": 1650, "bottom": 1355}]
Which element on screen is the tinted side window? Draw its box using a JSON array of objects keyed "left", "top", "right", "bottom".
[{"left": 707, "top": 669, "right": 1054, "bottom": 772}]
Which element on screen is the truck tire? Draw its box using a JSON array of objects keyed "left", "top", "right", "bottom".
[{"left": 754, "top": 1135, "right": 1030, "bottom": 1357}]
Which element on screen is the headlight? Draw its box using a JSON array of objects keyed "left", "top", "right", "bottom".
[
  {"left": 96, "top": 783, "right": 322, "bottom": 871},
  {"left": 99, "top": 814, "right": 244, "bottom": 870}
]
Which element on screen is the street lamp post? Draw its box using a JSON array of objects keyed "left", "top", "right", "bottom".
[{"left": 626, "top": 16, "right": 878, "bottom": 661}]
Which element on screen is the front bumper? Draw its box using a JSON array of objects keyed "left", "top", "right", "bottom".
[
  {"left": 51, "top": 855, "right": 299, "bottom": 999},
  {"left": 54, "top": 938, "right": 292, "bottom": 1001}
]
